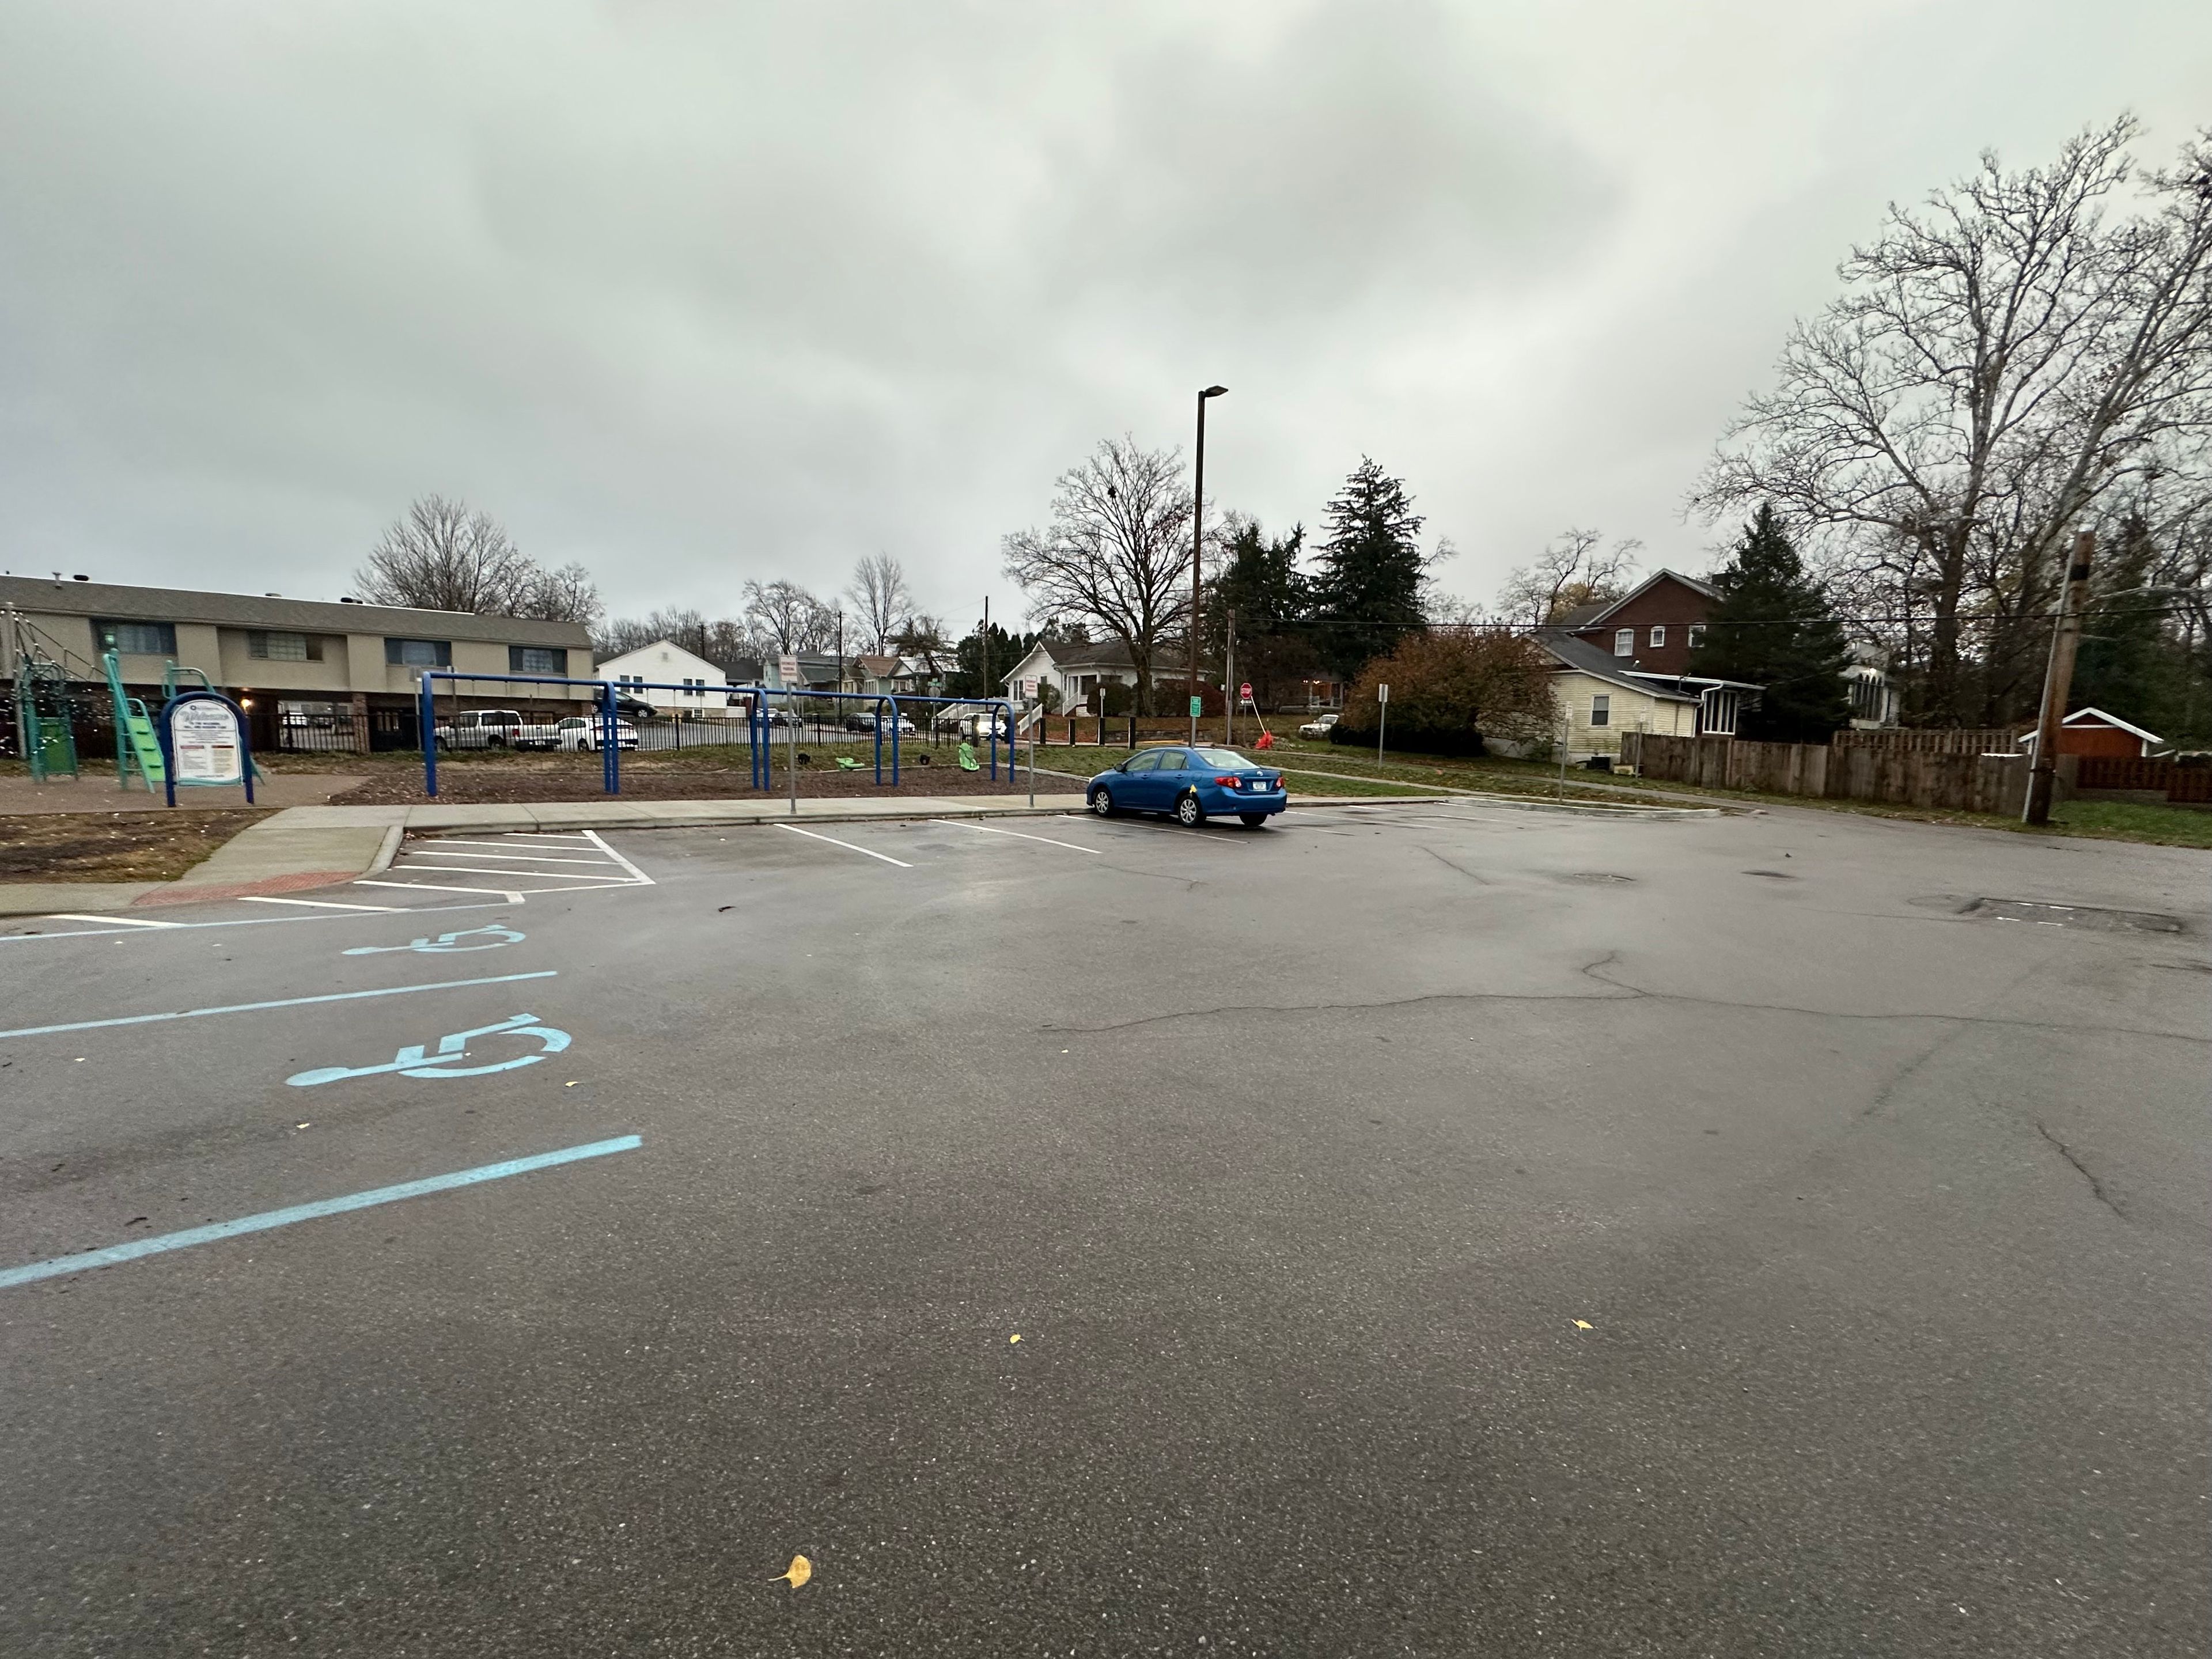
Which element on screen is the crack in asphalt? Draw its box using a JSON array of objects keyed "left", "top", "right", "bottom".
[
  {"left": 1040, "top": 952, "right": 2211, "bottom": 1042},
  {"left": 2036, "top": 1122, "right": 2126, "bottom": 1219}
]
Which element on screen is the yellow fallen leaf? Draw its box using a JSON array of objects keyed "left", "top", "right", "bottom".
[
  {"left": 1009, "top": 1334, "right": 1021, "bottom": 1344},
  {"left": 774, "top": 1554, "right": 812, "bottom": 1589},
  {"left": 1573, "top": 1319, "right": 1594, "bottom": 1331}
]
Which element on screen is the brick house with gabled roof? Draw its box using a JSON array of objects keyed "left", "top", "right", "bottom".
[{"left": 1558, "top": 570, "right": 1719, "bottom": 676}]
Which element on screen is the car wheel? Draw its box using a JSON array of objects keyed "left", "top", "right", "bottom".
[
  {"left": 1090, "top": 786, "right": 1114, "bottom": 816},
  {"left": 1238, "top": 813, "right": 1268, "bottom": 828},
  {"left": 1175, "top": 791, "right": 1205, "bottom": 827}
]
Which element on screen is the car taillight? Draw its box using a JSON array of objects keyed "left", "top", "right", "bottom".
[{"left": 1215, "top": 774, "right": 1240, "bottom": 786}]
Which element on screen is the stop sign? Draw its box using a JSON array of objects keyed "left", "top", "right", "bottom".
[{"left": 1239, "top": 682, "right": 1252, "bottom": 701}]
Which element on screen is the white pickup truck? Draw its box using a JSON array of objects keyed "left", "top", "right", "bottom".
[
  {"left": 435, "top": 709, "right": 548, "bottom": 750},
  {"left": 1297, "top": 712, "right": 1340, "bottom": 740}
]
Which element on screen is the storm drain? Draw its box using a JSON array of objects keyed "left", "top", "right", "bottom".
[{"left": 1967, "top": 898, "right": 2184, "bottom": 934}]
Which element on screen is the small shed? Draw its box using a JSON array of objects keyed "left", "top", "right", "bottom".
[{"left": 2020, "top": 707, "right": 2164, "bottom": 759}]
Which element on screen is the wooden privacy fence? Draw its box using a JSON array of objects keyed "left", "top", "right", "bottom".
[
  {"left": 2075, "top": 757, "right": 2212, "bottom": 803},
  {"left": 1622, "top": 732, "right": 2051, "bottom": 815},
  {"left": 1831, "top": 727, "right": 2022, "bottom": 755}
]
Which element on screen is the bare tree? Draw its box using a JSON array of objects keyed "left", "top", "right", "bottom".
[
  {"left": 527, "top": 562, "right": 604, "bottom": 627},
  {"left": 846, "top": 554, "right": 914, "bottom": 654},
  {"left": 354, "top": 495, "right": 602, "bottom": 623},
  {"left": 1691, "top": 119, "right": 2212, "bottom": 724},
  {"left": 741, "top": 579, "right": 838, "bottom": 654},
  {"left": 1001, "top": 435, "right": 1192, "bottom": 713},
  {"left": 1495, "top": 528, "right": 1641, "bottom": 627}
]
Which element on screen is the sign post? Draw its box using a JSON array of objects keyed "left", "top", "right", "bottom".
[
  {"left": 157, "top": 691, "right": 254, "bottom": 807},
  {"left": 1376, "top": 683, "right": 1389, "bottom": 766}
]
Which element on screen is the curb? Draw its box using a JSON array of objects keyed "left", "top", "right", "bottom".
[{"left": 367, "top": 823, "right": 404, "bottom": 874}]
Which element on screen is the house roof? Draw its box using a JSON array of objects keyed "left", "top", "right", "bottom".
[
  {"left": 594, "top": 638, "right": 729, "bottom": 678},
  {"left": 1047, "top": 637, "right": 1136, "bottom": 669},
  {"left": 1535, "top": 630, "right": 1700, "bottom": 701},
  {"left": 855, "top": 653, "right": 903, "bottom": 679},
  {"left": 1576, "top": 569, "right": 1719, "bottom": 630},
  {"left": 0, "top": 574, "right": 590, "bottom": 647},
  {"left": 2062, "top": 706, "right": 2163, "bottom": 744}
]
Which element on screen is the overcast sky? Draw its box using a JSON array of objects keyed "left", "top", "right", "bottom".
[{"left": 3, "top": 2, "right": 2206, "bottom": 629}]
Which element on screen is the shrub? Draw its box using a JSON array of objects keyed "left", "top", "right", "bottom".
[{"left": 1330, "top": 628, "right": 1557, "bottom": 756}]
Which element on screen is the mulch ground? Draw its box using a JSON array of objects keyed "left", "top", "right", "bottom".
[
  {"left": 328, "top": 757, "right": 1084, "bottom": 806},
  {"left": 0, "top": 810, "right": 272, "bottom": 882}
]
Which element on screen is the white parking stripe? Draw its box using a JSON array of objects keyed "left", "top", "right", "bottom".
[
  {"left": 582, "top": 830, "right": 656, "bottom": 885},
  {"left": 405, "top": 849, "right": 621, "bottom": 865},
  {"left": 392, "top": 862, "right": 628, "bottom": 880},
  {"left": 237, "top": 896, "right": 404, "bottom": 911},
  {"left": 775, "top": 823, "right": 913, "bottom": 868},
  {"left": 416, "top": 841, "right": 611, "bottom": 857},
  {"left": 48, "top": 913, "right": 186, "bottom": 929},
  {"left": 949, "top": 821, "right": 1103, "bottom": 854},
  {"left": 356, "top": 880, "right": 529, "bottom": 900}
]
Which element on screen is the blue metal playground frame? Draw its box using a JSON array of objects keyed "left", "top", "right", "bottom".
[{"left": 415, "top": 671, "right": 1017, "bottom": 798}]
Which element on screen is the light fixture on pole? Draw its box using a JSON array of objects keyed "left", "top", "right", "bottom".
[{"left": 1191, "top": 385, "right": 1228, "bottom": 743}]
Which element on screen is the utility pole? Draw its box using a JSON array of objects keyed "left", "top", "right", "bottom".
[
  {"left": 1191, "top": 385, "right": 1228, "bottom": 744},
  {"left": 1224, "top": 608, "right": 1236, "bottom": 747},
  {"left": 980, "top": 596, "right": 989, "bottom": 706},
  {"left": 2023, "top": 529, "right": 2095, "bottom": 827}
]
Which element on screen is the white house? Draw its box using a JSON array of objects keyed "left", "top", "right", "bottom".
[
  {"left": 1001, "top": 638, "right": 1145, "bottom": 710},
  {"left": 595, "top": 639, "right": 740, "bottom": 716},
  {"left": 1533, "top": 630, "right": 1763, "bottom": 762}
]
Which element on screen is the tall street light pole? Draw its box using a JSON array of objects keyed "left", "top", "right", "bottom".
[{"left": 1191, "top": 384, "right": 1228, "bottom": 744}]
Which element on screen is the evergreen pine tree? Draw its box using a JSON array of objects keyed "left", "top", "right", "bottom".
[
  {"left": 1310, "top": 459, "right": 1428, "bottom": 677},
  {"left": 1690, "top": 505, "right": 1851, "bottom": 741}
]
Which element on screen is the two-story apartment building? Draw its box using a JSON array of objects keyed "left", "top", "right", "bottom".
[{"left": 0, "top": 574, "right": 594, "bottom": 751}]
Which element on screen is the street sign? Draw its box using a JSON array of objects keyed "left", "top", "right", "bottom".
[
  {"left": 166, "top": 696, "right": 244, "bottom": 786},
  {"left": 779, "top": 653, "right": 798, "bottom": 687},
  {"left": 1189, "top": 695, "right": 1203, "bottom": 717},
  {"left": 1239, "top": 681, "right": 1252, "bottom": 702},
  {"left": 1021, "top": 677, "right": 1039, "bottom": 702},
  {"left": 1377, "top": 683, "right": 1389, "bottom": 703}
]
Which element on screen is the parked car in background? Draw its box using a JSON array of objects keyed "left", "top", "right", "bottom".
[
  {"left": 551, "top": 715, "right": 639, "bottom": 752},
  {"left": 843, "top": 710, "right": 917, "bottom": 736},
  {"left": 1297, "top": 712, "right": 1339, "bottom": 740},
  {"left": 435, "top": 709, "right": 563, "bottom": 751},
  {"left": 1084, "top": 745, "right": 1287, "bottom": 828}
]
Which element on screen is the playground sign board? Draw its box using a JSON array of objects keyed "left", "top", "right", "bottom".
[{"left": 158, "top": 690, "right": 255, "bottom": 805}]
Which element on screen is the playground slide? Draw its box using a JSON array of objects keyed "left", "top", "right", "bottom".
[{"left": 103, "top": 649, "right": 166, "bottom": 788}]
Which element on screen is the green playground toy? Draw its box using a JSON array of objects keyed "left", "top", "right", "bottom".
[
  {"left": 103, "top": 648, "right": 166, "bottom": 791},
  {"left": 957, "top": 740, "right": 980, "bottom": 772},
  {"left": 14, "top": 652, "right": 79, "bottom": 782}
]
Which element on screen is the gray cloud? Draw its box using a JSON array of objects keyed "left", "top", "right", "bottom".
[{"left": 3, "top": 1, "right": 2206, "bottom": 624}]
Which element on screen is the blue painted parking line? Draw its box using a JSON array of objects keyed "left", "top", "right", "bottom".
[
  {"left": 0, "top": 1135, "right": 643, "bottom": 1290},
  {"left": 0, "top": 970, "right": 557, "bottom": 1041}
]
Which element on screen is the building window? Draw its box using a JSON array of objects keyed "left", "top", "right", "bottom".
[
  {"left": 97, "top": 620, "right": 176, "bottom": 656},
  {"left": 1686, "top": 624, "right": 1705, "bottom": 649},
  {"left": 1590, "top": 694, "right": 1611, "bottom": 728},
  {"left": 1649, "top": 624, "right": 1665, "bottom": 648},
  {"left": 509, "top": 646, "right": 563, "bottom": 675},
  {"left": 1613, "top": 629, "right": 1634, "bottom": 657},
  {"left": 247, "top": 631, "right": 321, "bottom": 662},
  {"left": 1700, "top": 688, "right": 1739, "bottom": 736},
  {"left": 384, "top": 637, "right": 451, "bottom": 667}
]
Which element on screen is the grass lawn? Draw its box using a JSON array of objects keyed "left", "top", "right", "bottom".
[
  {"left": 2044, "top": 799, "right": 2212, "bottom": 849},
  {"left": 0, "top": 809, "right": 272, "bottom": 881}
]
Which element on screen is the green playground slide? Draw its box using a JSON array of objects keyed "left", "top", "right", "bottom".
[{"left": 103, "top": 649, "right": 166, "bottom": 789}]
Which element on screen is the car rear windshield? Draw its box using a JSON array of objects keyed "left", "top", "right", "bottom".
[{"left": 1195, "top": 749, "right": 1263, "bottom": 770}]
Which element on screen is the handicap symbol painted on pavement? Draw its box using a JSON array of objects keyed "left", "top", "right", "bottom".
[
  {"left": 286, "top": 1014, "right": 570, "bottom": 1088},
  {"left": 343, "top": 924, "right": 527, "bottom": 956}
]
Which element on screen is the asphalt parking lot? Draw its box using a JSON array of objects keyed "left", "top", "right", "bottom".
[{"left": 2, "top": 800, "right": 2206, "bottom": 1656}]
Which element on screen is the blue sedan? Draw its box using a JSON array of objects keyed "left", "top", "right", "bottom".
[{"left": 1085, "top": 745, "right": 1287, "bottom": 827}]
